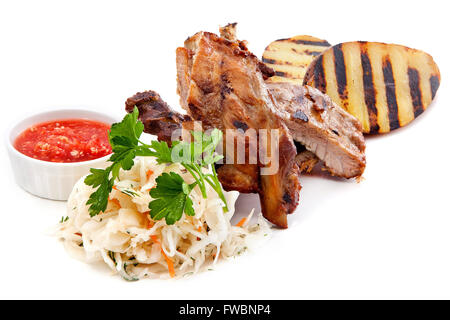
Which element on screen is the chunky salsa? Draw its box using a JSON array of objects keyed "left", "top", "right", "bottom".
[{"left": 14, "top": 119, "right": 112, "bottom": 163}]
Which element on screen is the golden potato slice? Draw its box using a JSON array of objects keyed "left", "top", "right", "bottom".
[
  {"left": 303, "top": 41, "right": 441, "bottom": 134},
  {"left": 262, "top": 35, "right": 331, "bottom": 84}
]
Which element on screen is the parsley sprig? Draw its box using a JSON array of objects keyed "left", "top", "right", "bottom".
[{"left": 84, "top": 107, "right": 227, "bottom": 224}]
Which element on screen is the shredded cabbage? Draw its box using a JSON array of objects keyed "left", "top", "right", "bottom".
[{"left": 55, "top": 157, "right": 270, "bottom": 280}]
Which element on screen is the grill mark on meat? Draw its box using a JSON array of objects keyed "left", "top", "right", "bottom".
[
  {"left": 282, "top": 192, "right": 292, "bottom": 204},
  {"left": 382, "top": 57, "right": 400, "bottom": 130},
  {"left": 220, "top": 73, "right": 233, "bottom": 98},
  {"left": 332, "top": 129, "right": 340, "bottom": 136},
  {"left": 407, "top": 67, "right": 424, "bottom": 118},
  {"left": 233, "top": 120, "right": 249, "bottom": 132},
  {"left": 199, "top": 81, "right": 215, "bottom": 94},
  {"left": 360, "top": 49, "right": 380, "bottom": 133},
  {"left": 292, "top": 110, "right": 309, "bottom": 122}
]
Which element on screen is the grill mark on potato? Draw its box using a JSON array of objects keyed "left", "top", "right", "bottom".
[
  {"left": 382, "top": 57, "right": 400, "bottom": 130},
  {"left": 262, "top": 57, "right": 277, "bottom": 64},
  {"left": 291, "top": 39, "right": 331, "bottom": 47},
  {"left": 313, "top": 55, "right": 326, "bottom": 92},
  {"left": 333, "top": 44, "right": 348, "bottom": 104},
  {"left": 275, "top": 71, "right": 288, "bottom": 77},
  {"left": 360, "top": 50, "right": 380, "bottom": 133},
  {"left": 407, "top": 68, "right": 424, "bottom": 118},
  {"left": 304, "top": 50, "right": 323, "bottom": 57},
  {"left": 267, "top": 60, "right": 307, "bottom": 68},
  {"left": 263, "top": 36, "right": 331, "bottom": 85},
  {"left": 266, "top": 60, "right": 295, "bottom": 67},
  {"left": 430, "top": 75, "right": 440, "bottom": 99},
  {"left": 303, "top": 41, "right": 440, "bottom": 134}
]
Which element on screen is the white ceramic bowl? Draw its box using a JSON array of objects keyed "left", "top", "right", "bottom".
[{"left": 6, "top": 109, "right": 117, "bottom": 201}]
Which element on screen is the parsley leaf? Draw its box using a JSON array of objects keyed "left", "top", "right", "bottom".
[
  {"left": 144, "top": 140, "right": 172, "bottom": 163},
  {"left": 108, "top": 107, "right": 143, "bottom": 148},
  {"left": 84, "top": 107, "right": 144, "bottom": 217},
  {"left": 85, "top": 177, "right": 114, "bottom": 216},
  {"left": 84, "top": 168, "right": 110, "bottom": 188},
  {"left": 149, "top": 172, "right": 195, "bottom": 225}
]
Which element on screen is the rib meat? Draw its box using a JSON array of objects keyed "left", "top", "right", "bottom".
[
  {"left": 176, "top": 31, "right": 301, "bottom": 228},
  {"left": 268, "top": 83, "right": 366, "bottom": 178},
  {"left": 125, "top": 84, "right": 366, "bottom": 180},
  {"left": 125, "top": 90, "right": 189, "bottom": 144},
  {"left": 125, "top": 84, "right": 366, "bottom": 183}
]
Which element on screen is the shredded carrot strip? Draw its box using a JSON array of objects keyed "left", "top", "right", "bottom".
[
  {"left": 235, "top": 217, "right": 247, "bottom": 227},
  {"left": 109, "top": 198, "right": 121, "bottom": 208},
  {"left": 142, "top": 211, "right": 154, "bottom": 228},
  {"left": 75, "top": 232, "right": 82, "bottom": 237},
  {"left": 161, "top": 250, "right": 175, "bottom": 278},
  {"left": 196, "top": 226, "right": 202, "bottom": 241},
  {"left": 146, "top": 169, "right": 154, "bottom": 180},
  {"left": 150, "top": 235, "right": 175, "bottom": 278}
]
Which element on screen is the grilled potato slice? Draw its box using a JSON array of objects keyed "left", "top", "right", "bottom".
[
  {"left": 303, "top": 41, "right": 441, "bottom": 134},
  {"left": 263, "top": 35, "right": 331, "bottom": 84}
]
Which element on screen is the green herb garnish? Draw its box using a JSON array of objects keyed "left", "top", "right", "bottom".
[{"left": 84, "top": 107, "right": 227, "bottom": 224}]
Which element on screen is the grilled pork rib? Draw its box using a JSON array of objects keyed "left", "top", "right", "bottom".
[
  {"left": 126, "top": 83, "right": 366, "bottom": 180},
  {"left": 176, "top": 31, "right": 301, "bottom": 228},
  {"left": 125, "top": 90, "right": 188, "bottom": 144}
]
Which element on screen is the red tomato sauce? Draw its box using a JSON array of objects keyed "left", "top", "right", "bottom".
[{"left": 14, "top": 119, "right": 112, "bottom": 163}]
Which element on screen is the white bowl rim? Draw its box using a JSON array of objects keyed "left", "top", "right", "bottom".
[{"left": 5, "top": 107, "right": 119, "bottom": 167}]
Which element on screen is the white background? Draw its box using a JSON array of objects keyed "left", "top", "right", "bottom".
[{"left": 0, "top": 0, "right": 449, "bottom": 299}]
